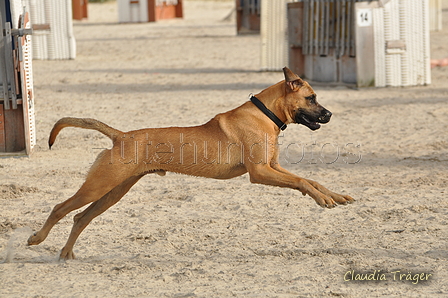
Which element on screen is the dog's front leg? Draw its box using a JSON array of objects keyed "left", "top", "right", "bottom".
[
  {"left": 271, "top": 164, "right": 354, "bottom": 205},
  {"left": 247, "top": 164, "right": 337, "bottom": 208}
]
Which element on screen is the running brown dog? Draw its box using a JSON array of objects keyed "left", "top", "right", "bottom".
[{"left": 28, "top": 67, "right": 354, "bottom": 260}]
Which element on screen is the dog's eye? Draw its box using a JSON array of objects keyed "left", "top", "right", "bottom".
[{"left": 306, "top": 95, "right": 316, "bottom": 104}]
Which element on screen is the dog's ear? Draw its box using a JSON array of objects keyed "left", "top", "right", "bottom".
[{"left": 283, "top": 67, "right": 304, "bottom": 92}]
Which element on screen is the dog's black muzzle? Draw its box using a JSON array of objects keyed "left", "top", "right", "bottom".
[
  {"left": 318, "top": 108, "right": 332, "bottom": 123},
  {"left": 295, "top": 108, "right": 332, "bottom": 131}
]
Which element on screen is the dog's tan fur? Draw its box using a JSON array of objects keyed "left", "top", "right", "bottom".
[{"left": 28, "top": 68, "right": 354, "bottom": 260}]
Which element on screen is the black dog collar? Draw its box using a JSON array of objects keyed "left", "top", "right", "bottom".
[{"left": 250, "top": 96, "right": 287, "bottom": 131}]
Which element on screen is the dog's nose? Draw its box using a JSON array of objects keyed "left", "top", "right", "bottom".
[{"left": 319, "top": 109, "right": 332, "bottom": 122}]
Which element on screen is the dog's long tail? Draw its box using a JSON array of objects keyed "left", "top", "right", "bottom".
[{"left": 49, "top": 117, "right": 123, "bottom": 149}]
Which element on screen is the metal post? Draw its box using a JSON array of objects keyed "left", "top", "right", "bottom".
[
  {"left": 309, "top": 0, "right": 314, "bottom": 55},
  {"left": 303, "top": 0, "right": 309, "bottom": 55},
  {"left": 335, "top": 0, "right": 340, "bottom": 58},
  {"left": 350, "top": 0, "right": 356, "bottom": 57},
  {"left": 324, "top": 0, "right": 330, "bottom": 56},
  {"left": 4, "top": 22, "right": 17, "bottom": 109},
  {"left": 340, "top": 1, "right": 346, "bottom": 57}
]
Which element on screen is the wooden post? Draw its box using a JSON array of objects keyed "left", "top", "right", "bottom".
[
  {"left": 148, "top": 0, "right": 183, "bottom": 22},
  {"left": 148, "top": 0, "right": 156, "bottom": 22},
  {"left": 355, "top": 1, "right": 376, "bottom": 87},
  {"left": 19, "top": 12, "right": 34, "bottom": 155},
  {"left": 4, "top": 104, "right": 25, "bottom": 152},
  {"left": 175, "top": 0, "right": 183, "bottom": 18},
  {"left": 0, "top": 11, "right": 34, "bottom": 155},
  {"left": 72, "top": 0, "right": 88, "bottom": 20},
  {"left": 287, "top": 2, "right": 305, "bottom": 77}
]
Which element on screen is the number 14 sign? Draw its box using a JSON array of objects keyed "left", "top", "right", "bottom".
[{"left": 357, "top": 8, "right": 372, "bottom": 27}]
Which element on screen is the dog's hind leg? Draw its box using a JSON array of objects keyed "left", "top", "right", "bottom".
[
  {"left": 28, "top": 151, "right": 136, "bottom": 247},
  {"left": 59, "top": 175, "right": 144, "bottom": 260}
]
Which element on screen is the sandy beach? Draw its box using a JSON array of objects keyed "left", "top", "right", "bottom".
[{"left": 1, "top": 0, "right": 448, "bottom": 297}]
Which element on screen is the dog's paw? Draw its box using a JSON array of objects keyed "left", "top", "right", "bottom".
[
  {"left": 27, "top": 232, "right": 44, "bottom": 246},
  {"left": 342, "top": 195, "right": 355, "bottom": 204},
  {"left": 314, "top": 195, "right": 337, "bottom": 208},
  {"left": 330, "top": 193, "right": 355, "bottom": 205},
  {"left": 59, "top": 247, "right": 76, "bottom": 260}
]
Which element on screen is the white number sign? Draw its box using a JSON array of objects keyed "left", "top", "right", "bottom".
[{"left": 357, "top": 8, "right": 372, "bottom": 27}]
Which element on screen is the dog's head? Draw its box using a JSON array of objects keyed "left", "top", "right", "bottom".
[{"left": 282, "top": 67, "right": 332, "bottom": 131}]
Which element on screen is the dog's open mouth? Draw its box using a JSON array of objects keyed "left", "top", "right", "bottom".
[{"left": 296, "top": 113, "right": 321, "bottom": 131}]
